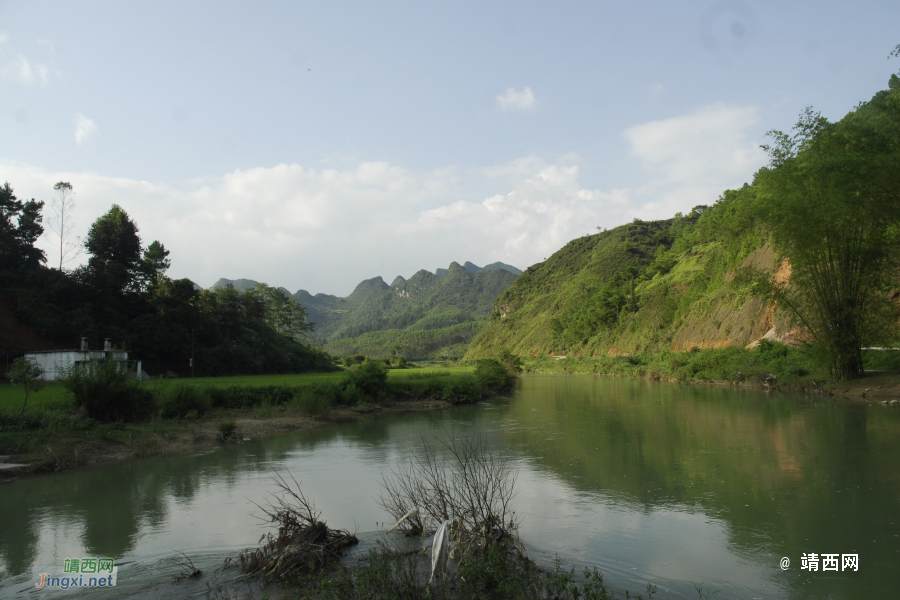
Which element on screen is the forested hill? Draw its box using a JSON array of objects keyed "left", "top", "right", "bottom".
[
  {"left": 467, "top": 77, "right": 900, "bottom": 364},
  {"left": 465, "top": 191, "right": 788, "bottom": 360},
  {"left": 217, "top": 261, "right": 520, "bottom": 360}
]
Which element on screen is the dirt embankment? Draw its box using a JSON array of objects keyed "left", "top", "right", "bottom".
[
  {"left": 823, "top": 371, "right": 900, "bottom": 402},
  {"left": 0, "top": 399, "right": 453, "bottom": 482}
]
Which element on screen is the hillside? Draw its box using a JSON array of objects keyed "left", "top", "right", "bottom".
[
  {"left": 215, "top": 261, "right": 520, "bottom": 360},
  {"left": 468, "top": 80, "right": 900, "bottom": 365},
  {"left": 466, "top": 186, "right": 796, "bottom": 359}
]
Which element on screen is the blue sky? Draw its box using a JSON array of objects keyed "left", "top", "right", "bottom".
[{"left": 1, "top": 0, "right": 898, "bottom": 295}]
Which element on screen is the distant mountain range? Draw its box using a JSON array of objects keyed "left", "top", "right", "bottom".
[
  {"left": 209, "top": 261, "right": 521, "bottom": 359},
  {"left": 435, "top": 261, "right": 522, "bottom": 277}
]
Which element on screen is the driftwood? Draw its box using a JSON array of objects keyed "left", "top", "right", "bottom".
[{"left": 238, "top": 471, "right": 358, "bottom": 579}]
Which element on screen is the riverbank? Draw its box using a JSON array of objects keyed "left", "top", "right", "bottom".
[
  {"left": 519, "top": 344, "right": 900, "bottom": 401},
  {"left": 0, "top": 363, "right": 515, "bottom": 481},
  {"left": 0, "top": 398, "right": 456, "bottom": 482}
]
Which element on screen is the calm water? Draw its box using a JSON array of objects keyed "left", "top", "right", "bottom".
[{"left": 1, "top": 375, "right": 898, "bottom": 599}]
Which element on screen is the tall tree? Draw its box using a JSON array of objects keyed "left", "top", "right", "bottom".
[
  {"left": 48, "top": 181, "right": 80, "bottom": 270},
  {"left": 84, "top": 204, "right": 143, "bottom": 293},
  {"left": 0, "top": 182, "right": 45, "bottom": 270},
  {"left": 756, "top": 84, "right": 900, "bottom": 381},
  {"left": 139, "top": 240, "right": 171, "bottom": 291}
]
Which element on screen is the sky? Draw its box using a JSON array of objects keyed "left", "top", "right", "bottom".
[{"left": 1, "top": 0, "right": 898, "bottom": 296}]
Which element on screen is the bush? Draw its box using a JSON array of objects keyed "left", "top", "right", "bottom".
[
  {"left": 64, "top": 361, "right": 155, "bottom": 422},
  {"left": 218, "top": 419, "right": 239, "bottom": 442},
  {"left": 342, "top": 354, "right": 367, "bottom": 367},
  {"left": 157, "top": 385, "right": 212, "bottom": 419},
  {"left": 497, "top": 349, "right": 523, "bottom": 374},
  {"left": 475, "top": 359, "right": 514, "bottom": 392},
  {"left": 342, "top": 361, "right": 388, "bottom": 402},
  {"left": 440, "top": 375, "right": 485, "bottom": 404},
  {"left": 292, "top": 387, "right": 333, "bottom": 416},
  {"left": 208, "top": 386, "right": 294, "bottom": 409}
]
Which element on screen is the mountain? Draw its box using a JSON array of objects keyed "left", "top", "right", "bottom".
[
  {"left": 436, "top": 261, "right": 521, "bottom": 277},
  {"left": 315, "top": 262, "right": 519, "bottom": 359},
  {"left": 209, "top": 278, "right": 291, "bottom": 296},
  {"left": 210, "top": 260, "right": 521, "bottom": 360},
  {"left": 465, "top": 187, "right": 794, "bottom": 359}
]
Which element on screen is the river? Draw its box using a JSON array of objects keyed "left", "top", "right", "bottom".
[{"left": 1, "top": 375, "right": 898, "bottom": 599}]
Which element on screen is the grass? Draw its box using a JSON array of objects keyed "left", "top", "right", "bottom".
[
  {"left": 521, "top": 340, "right": 826, "bottom": 389},
  {"left": 0, "top": 364, "right": 492, "bottom": 470},
  {"left": 0, "top": 380, "right": 71, "bottom": 413},
  {"left": 0, "top": 366, "right": 475, "bottom": 414}
]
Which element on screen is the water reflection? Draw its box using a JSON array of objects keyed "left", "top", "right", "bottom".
[{"left": 1, "top": 376, "right": 898, "bottom": 599}]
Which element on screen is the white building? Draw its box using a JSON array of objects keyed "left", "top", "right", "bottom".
[{"left": 24, "top": 338, "right": 142, "bottom": 381}]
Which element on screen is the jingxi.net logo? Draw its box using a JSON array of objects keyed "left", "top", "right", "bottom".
[{"left": 35, "top": 557, "right": 118, "bottom": 590}]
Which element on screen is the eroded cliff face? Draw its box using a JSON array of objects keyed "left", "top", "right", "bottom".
[{"left": 670, "top": 247, "right": 801, "bottom": 353}]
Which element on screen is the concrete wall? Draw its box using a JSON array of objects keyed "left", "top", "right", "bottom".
[{"left": 23, "top": 350, "right": 131, "bottom": 381}]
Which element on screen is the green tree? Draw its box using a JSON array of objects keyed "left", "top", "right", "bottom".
[
  {"left": 9, "top": 357, "right": 44, "bottom": 433},
  {"left": 756, "top": 85, "right": 900, "bottom": 380},
  {"left": 245, "top": 283, "right": 315, "bottom": 341},
  {"left": 84, "top": 204, "right": 142, "bottom": 293},
  {"left": 139, "top": 240, "right": 171, "bottom": 291},
  {"left": 0, "top": 182, "right": 45, "bottom": 269}
]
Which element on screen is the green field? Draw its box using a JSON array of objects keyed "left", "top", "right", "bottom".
[{"left": 0, "top": 366, "right": 476, "bottom": 415}]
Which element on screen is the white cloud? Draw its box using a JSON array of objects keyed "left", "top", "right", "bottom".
[
  {"left": 496, "top": 86, "right": 536, "bottom": 112},
  {"left": 649, "top": 83, "right": 665, "bottom": 99},
  {"left": 0, "top": 155, "right": 632, "bottom": 295},
  {"left": 0, "top": 103, "right": 767, "bottom": 295},
  {"left": 624, "top": 103, "right": 766, "bottom": 215},
  {"left": 74, "top": 114, "right": 98, "bottom": 145}
]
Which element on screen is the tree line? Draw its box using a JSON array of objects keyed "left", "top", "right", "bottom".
[{"left": 0, "top": 188, "right": 332, "bottom": 377}]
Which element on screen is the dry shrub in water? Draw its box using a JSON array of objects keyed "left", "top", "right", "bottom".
[
  {"left": 238, "top": 472, "right": 358, "bottom": 579},
  {"left": 378, "top": 434, "right": 522, "bottom": 563}
]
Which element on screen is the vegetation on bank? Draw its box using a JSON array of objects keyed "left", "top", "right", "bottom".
[
  {"left": 324, "top": 319, "right": 485, "bottom": 361},
  {"left": 0, "top": 361, "right": 517, "bottom": 466},
  {"left": 467, "top": 74, "right": 900, "bottom": 382},
  {"left": 0, "top": 187, "right": 334, "bottom": 378},
  {"left": 520, "top": 340, "right": 821, "bottom": 384}
]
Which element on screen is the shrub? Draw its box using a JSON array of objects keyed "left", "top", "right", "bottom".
[
  {"left": 497, "top": 349, "right": 523, "bottom": 374},
  {"left": 342, "top": 354, "right": 367, "bottom": 367},
  {"left": 755, "top": 339, "right": 790, "bottom": 360},
  {"left": 157, "top": 385, "right": 212, "bottom": 419},
  {"left": 475, "top": 359, "right": 514, "bottom": 392},
  {"left": 64, "top": 360, "right": 155, "bottom": 422},
  {"left": 218, "top": 420, "right": 239, "bottom": 442},
  {"left": 342, "top": 361, "right": 388, "bottom": 401},
  {"left": 208, "top": 386, "right": 294, "bottom": 409},
  {"left": 440, "top": 375, "right": 485, "bottom": 404},
  {"left": 292, "top": 387, "right": 333, "bottom": 416}
]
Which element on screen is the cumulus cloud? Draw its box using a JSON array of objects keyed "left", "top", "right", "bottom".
[
  {"left": 0, "top": 103, "right": 766, "bottom": 295},
  {"left": 496, "top": 86, "right": 536, "bottom": 112},
  {"left": 1, "top": 156, "right": 629, "bottom": 294},
  {"left": 74, "top": 114, "right": 98, "bottom": 145},
  {"left": 624, "top": 102, "right": 766, "bottom": 216}
]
